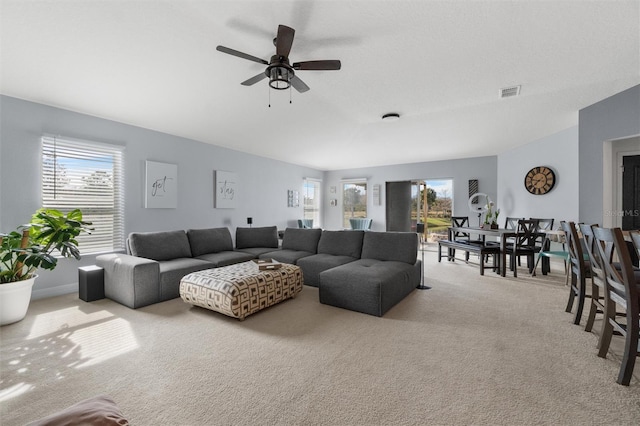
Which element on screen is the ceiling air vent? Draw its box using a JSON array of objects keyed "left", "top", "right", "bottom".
[{"left": 499, "top": 85, "right": 521, "bottom": 99}]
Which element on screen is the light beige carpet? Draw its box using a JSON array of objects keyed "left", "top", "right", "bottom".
[{"left": 1, "top": 249, "right": 639, "bottom": 425}]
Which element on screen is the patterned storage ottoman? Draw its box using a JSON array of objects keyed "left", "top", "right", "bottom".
[{"left": 179, "top": 261, "right": 303, "bottom": 320}]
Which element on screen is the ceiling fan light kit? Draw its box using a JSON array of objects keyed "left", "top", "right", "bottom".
[
  {"left": 268, "top": 64, "right": 292, "bottom": 90},
  {"left": 217, "top": 24, "right": 341, "bottom": 96}
]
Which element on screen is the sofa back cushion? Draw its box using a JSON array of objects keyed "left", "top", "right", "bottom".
[
  {"left": 317, "top": 230, "right": 364, "bottom": 258},
  {"left": 361, "top": 231, "right": 418, "bottom": 264},
  {"left": 187, "top": 228, "right": 234, "bottom": 257},
  {"left": 281, "top": 228, "right": 322, "bottom": 253},
  {"left": 235, "top": 226, "right": 279, "bottom": 249},
  {"left": 129, "top": 230, "right": 192, "bottom": 261}
]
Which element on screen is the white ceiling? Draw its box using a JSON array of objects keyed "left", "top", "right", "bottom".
[{"left": 1, "top": 1, "right": 638, "bottom": 171}]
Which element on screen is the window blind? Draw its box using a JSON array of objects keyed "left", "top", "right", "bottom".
[{"left": 42, "top": 136, "right": 125, "bottom": 254}]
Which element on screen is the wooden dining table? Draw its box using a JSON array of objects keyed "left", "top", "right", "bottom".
[{"left": 448, "top": 226, "right": 519, "bottom": 277}]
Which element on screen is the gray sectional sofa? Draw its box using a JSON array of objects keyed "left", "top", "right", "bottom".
[
  {"left": 96, "top": 226, "right": 420, "bottom": 316},
  {"left": 96, "top": 226, "right": 279, "bottom": 309}
]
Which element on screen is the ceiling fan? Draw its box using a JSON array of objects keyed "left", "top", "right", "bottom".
[{"left": 216, "top": 24, "right": 341, "bottom": 93}]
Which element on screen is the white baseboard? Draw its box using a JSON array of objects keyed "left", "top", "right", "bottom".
[{"left": 32, "top": 282, "right": 77, "bottom": 300}]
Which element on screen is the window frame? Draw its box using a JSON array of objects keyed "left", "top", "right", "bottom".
[
  {"left": 41, "top": 135, "right": 125, "bottom": 255},
  {"left": 341, "top": 178, "right": 368, "bottom": 229},
  {"left": 303, "top": 178, "right": 322, "bottom": 228}
]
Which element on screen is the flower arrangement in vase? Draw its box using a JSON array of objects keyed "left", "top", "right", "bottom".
[{"left": 483, "top": 199, "right": 500, "bottom": 229}]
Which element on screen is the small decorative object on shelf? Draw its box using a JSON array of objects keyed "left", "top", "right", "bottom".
[{"left": 252, "top": 258, "right": 282, "bottom": 270}]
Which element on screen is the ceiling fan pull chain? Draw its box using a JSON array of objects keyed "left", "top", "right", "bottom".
[
  {"left": 268, "top": 83, "right": 271, "bottom": 108},
  {"left": 290, "top": 84, "right": 292, "bottom": 104}
]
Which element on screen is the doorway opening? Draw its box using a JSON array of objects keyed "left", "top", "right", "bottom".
[
  {"left": 603, "top": 136, "right": 640, "bottom": 228},
  {"left": 412, "top": 179, "right": 453, "bottom": 242}
]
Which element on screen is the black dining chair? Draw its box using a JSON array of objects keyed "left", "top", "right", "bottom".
[
  {"left": 531, "top": 218, "right": 554, "bottom": 274},
  {"left": 504, "top": 219, "right": 540, "bottom": 277},
  {"left": 592, "top": 226, "right": 639, "bottom": 386},
  {"left": 450, "top": 216, "right": 473, "bottom": 243},
  {"left": 561, "top": 221, "right": 591, "bottom": 325},
  {"left": 579, "top": 224, "right": 607, "bottom": 337},
  {"left": 495, "top": 216, "right": 525, "bottom": 262},
  {"left": 504, "top": 217, "right": 522, "bottom": 230}
]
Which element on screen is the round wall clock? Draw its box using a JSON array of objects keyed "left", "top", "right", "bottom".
[{"left": 524, "top": 166, "right": 556, "bottom": 195}]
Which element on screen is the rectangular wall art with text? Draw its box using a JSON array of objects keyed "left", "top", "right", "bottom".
[
  {"left": 145, "top": 161, "right": 177, "bottom": 208},
  {"left": 215, "top": 170, "right": 237, "bottom": 208}
]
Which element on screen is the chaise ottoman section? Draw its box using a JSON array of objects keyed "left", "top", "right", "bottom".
[
  {"left": 179, "top": 261, "right": 303, "bottom": 320},
  {"left": 319, "top": 259, "right": 419, "bottom": 317},
  {"left": 318, "top": 231, "right": 420, "bottom": 317}
]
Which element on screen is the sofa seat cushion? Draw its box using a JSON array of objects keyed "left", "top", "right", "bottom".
[
  {"left": 317, "top": 230, "right": 364, "bottom": 257},
  {"left": 297, "top": 253, "right": 358, "bottom": 287},
  {"left": 319, "top": 258, "right": 419, "bottom": 317},
  {"left": 158, "top": 258, "right": 213, "bottom": 301},
  {"left": 129, "top": 230, "right": 192, "bottom": 261},
  {"left": 195, "top": 251, "right": 255, "bottom": 267},
  {"left": 235, "top": 226, "right": 279, "bottom": 249},
  {"left": 235, "top": 247, "right": 277, "bottom": 257},
  {"left": 259, "top": 249, "right": 314, "bottom": 265},
  {"left": 187, "top": 227, "right": 234, "bottom": 256}
]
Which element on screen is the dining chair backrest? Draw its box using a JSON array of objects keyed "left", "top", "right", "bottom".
[
  {"left": 579, "top": 224, "right": 603, "bottom": 283},
  {"left": 505, "top": 217, "right": 522, "bottom": 230},
  {"left": 531, "top": 218, "right": 555, "bottom": 250},
  {"left": 451, "top": 216, "right": 469, "bottom": 227},
  {"left": 514, "top": 219, "right": 540, "bottom": 249},
  {"left": 451, "top": 216, "right": 470, "bottom": 240},
  {"left": 561, "top": 221, "right": 588, "bottom": 279},
  {"left": 592, "top": 227, "right": 636, "bottom": 307},
  {"left": 532, "top": 218, "right": 554, "bottom": 232},
  {"left": 592, "top": 226, "right": 639, "bottom": 385}
]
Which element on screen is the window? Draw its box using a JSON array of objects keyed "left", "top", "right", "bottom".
[
  {"left": 342, "top": 180, "right": 367, "bottom": 228},
  {"left": 303, "top": 178, "right": 322, "bottom": 228},
  {"left": 42, "top": 136, "right": 125, "bottom": 254}
]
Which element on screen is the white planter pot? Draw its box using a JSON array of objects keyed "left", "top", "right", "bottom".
[{"left": 0, "top": 275, "right": 36, "bottom": 326}]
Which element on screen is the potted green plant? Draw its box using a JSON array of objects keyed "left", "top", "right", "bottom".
[
  {"left": 492, "top": 208, "right": 501, "bottom": 229},
  {"left": 0, "top": 208, "right": 92, "bottom": 325}
]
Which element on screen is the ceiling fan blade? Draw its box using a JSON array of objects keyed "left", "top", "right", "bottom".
[
  {"left": 216, "top": 45, "right": 268, "bottom": 65},
  {"left": 241, "top": 72, "right": 267, "bottom": 86},
  {"left": 275, "top": 25, "right": 295, "bottom": 58},
  {"left": 292, "top": 60, "right": 341, "bottom": 71},
  {"left": 290, "top": 75, "right": 310, "bottom": 93}
]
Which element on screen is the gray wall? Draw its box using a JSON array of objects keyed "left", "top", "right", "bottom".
[
  {"left": 497, "top": 126, "right": 579, "bottom": 226},
  {"left": 0, "top": 95, "right": 322, "bottom": 298},
  {"left": 323, "top": 156, "right": 497, "bottom": 231},
  {"left": 579, "top": 85, "right": 640, "bottom": 225}
]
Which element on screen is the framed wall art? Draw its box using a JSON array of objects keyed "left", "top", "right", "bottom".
[
  {"left": 145, "top": 161, "right": 177, "bottom": 208},
  {"left": 215, "top": 170, "right": 237, "bottom": 208}
]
